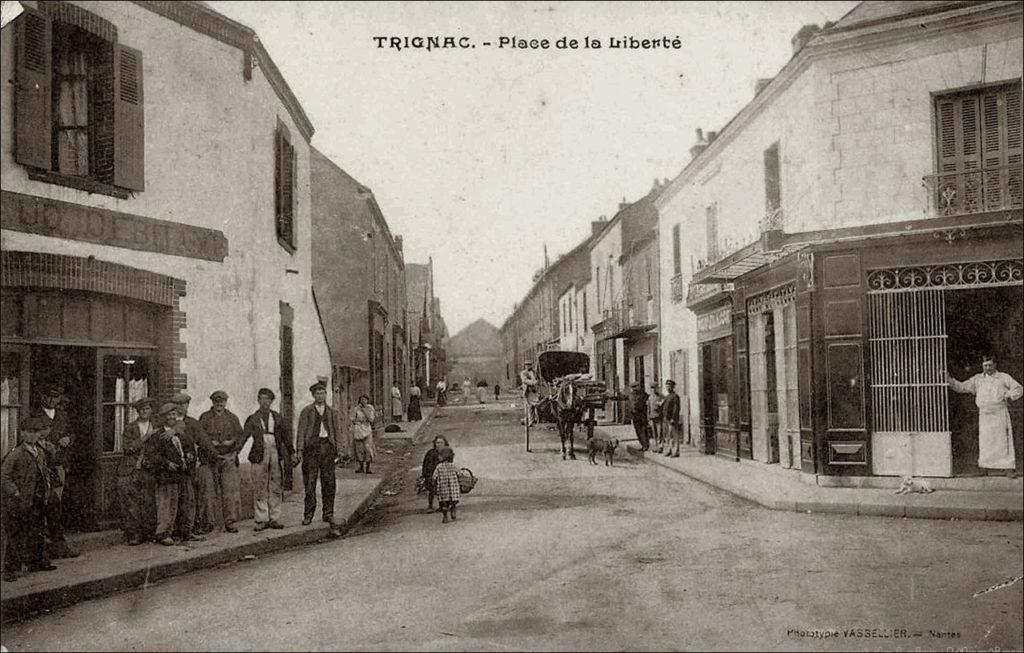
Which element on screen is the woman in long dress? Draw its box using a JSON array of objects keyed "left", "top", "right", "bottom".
[
  {"left": 407, "top": 385, "right": 422, "bottom": 421},
  {"left": 350, "top": 394, "right": 377, "bottom": 474},
  {"left": 391, "top": 383, "right": 403, "bottom": 422}
]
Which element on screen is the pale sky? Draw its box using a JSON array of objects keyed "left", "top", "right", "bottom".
[{"left": 207, "top": 0, "right": 859, "bottom": 335}]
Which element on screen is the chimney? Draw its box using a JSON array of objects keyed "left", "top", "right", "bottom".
[
  {"left": 543, "top": 243, "right": 550, "bottom": 269},
  {"left": 394, "top": 234, "right": 403, "bottom": 256},
  {"left": 689, "top": 127, "right": 709, "bottom": 160},
  {"left": 754, "top": 77, "right": 773, "bottom": 96},
  {"left": 707, "top": 131, "right": 718, "bottom": 143},
  {"left": 618, "top": 196, "right": 628, "bottom": 210},
  {"left": 791, "top": 24, "right": 820, "bottom": 55},
  {"left": 591, "top": 220, "right": 607, "bottom": 237}
]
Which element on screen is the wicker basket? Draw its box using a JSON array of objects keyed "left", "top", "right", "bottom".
[{"left": 457, "top": 467, "right": 477, "bottom": 493}]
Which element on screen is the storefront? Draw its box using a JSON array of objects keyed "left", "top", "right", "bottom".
[
  {"left": 1, "top": 253, "right": 182, "bottom": 529},
  {"left": 693, "top": 299, "right": 745, "bottom": 460}
]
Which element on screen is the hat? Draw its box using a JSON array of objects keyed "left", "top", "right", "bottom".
[
  {"left": 159, "top": 402, "right": 179, "bottom": 417},
  {"left": 210, "top": 390, "right": 228, "bottom": 402},
  {"left": 258, "top": 388, "right": 276, "bottom": 400},
  {"left": 309, "top": 382, "right": 326, "bottom": 394},
  {"left": 524, "top": 361, "right": 533, "bottom": 366},
  {"left": 133, "top": 397, "right": 156, "bottom": 410},
  {"left": 41, "top": 383, "right": 64, "bottom": 397},
  {"left": 171, "top": 392, "right": 191, "bottom": 404},
  {"left": 19, "top": 416, "right": 51, "bottom": 432},
  {"left": 665, "top": 379, "right": 676, "bottom": 386},
  {"left": 631, "top": 381, "right": 643, "bottom": 389}
]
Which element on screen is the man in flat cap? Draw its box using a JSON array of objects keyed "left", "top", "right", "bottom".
[
  {"left": 295, "top": 381, "right": 342, "bottom": 536},
  {"left": 116, "top": 397, "right": 157, "bottom": 545},
  {"left": 631, "top": 382, "right": 650, "bottom": 452},
  {"left": 144, "top": 403, "right": 200, "bottom": 545},
  {"left": 2, "top": 416, "right": 57, "bottom": 582},
  {"left": 662, "top": 380, "right": 682, "bottom": 458},
  {"left": 171, "top": 392, "right": 218, "bottom": 536},
  {"left": 31, "top": 383, "right": 78, "bottom": 559},
  {"left": 242, "top": 388, "right": 292, "bottom": 531},
  {"left": 199, "top": 390, "right": 245, "bottom": 533}
]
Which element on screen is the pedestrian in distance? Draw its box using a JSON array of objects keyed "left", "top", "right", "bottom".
[
  {"left": 296, "top": 381, "right": 342, "bottom": 536},
  {"left": 431, "top": 446, "right": 461, "bottom": 524},
  {"left": 146, "top": 403, "right": 202, "bottom": 545},
  {"left": 649, "top": 382, "right": 664, "bottom": 453},
  {"left": 494, "top": 383, "right": 501, "bottom": 401},
  {"left": 1, "top": 416, "right": 57, "bottom": 582},
  {"left": 462, "top": 378, "right": 472, "bottom": 405},
  {"left": 350, "top": 394, "right": 377, "bottom": 474},
  {"left": 391, "top": 382, "right": 403, "bottom": 422},
  {"left": 117, "top": 397, "right": 157, "bottom": 545},
  {"left": 198, "top": 390, "right": 245, "bottom": 533},
  {"left": 242, "top": 388, "right": 292, "bottom": 531},
  {"left": 407, "top": 384, "right": 423, "bottom": 421},
  {"left": 631, "top": 383, "right": 651, "bottom": 451},
  {"left": 662, "top": 380, "right": 681, "bottom": 458},
  {"left": 420, "top": 435, "right": 450, "bottom": 513}
]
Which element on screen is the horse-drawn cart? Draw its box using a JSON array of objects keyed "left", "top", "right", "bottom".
[{"left": 524, "top": 350, "right": 608, "bottom": 457}]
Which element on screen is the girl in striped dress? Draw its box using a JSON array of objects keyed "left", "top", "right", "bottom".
[{"left": 431, "top": 447, "right": 461, "bottom": 523}]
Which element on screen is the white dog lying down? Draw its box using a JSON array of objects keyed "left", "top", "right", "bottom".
[{"left": 895, "top": 476, "right": 935, "bottom": 495}]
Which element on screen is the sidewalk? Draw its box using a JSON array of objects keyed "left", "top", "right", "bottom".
[
  {"left": 595, "top": 423, "right": 1024, "bottom": 522},
  {"left": 0, "top": 408, "right": 436, "bottom": 624}
]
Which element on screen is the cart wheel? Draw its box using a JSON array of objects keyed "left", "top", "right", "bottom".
[{"left": 524, "top": 401, "right": 531, "bottom": 452}]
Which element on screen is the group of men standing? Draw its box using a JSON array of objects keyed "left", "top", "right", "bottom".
[{"left": 631, "top": 380, "right": 683, "bottom": 456}]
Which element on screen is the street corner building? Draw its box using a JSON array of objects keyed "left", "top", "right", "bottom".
[
  {"left": 0, "top": 0, "right": 331, "bottom": 529},
  {"left": 657, "top": 1, "right": 1023, "bottom": 483}
]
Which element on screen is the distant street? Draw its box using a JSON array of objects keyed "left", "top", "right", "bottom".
[{"left": 2, "top": 403, "right": 1021, "bottom": 652}]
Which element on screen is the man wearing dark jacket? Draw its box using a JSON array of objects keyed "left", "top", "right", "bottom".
[
  {"left": 32, "top": 384, "right": 78, "bottom": 559},
  {"left": 198, "top": 390, "right": 245, "bottom": 533},
  {"left": 295, "top": 382, "right": 342, "bottom": 535},
  {"left": 146, "top": 403, "right": 202, "bottom": 545},
  {"left": 1, "top": 417, "right": 56, "bottom": 582},
  {"left": 171, "top": 392, "right": 219, "bottom": 536},
  {"left": 662, "top": 380, "right": 682, "bottom": 458},
  {"left": 631, "top": 383, "right": 650, "bottom": 451},
  {"left": 242, "top": 388, "right": 292, "bottom": 531}
]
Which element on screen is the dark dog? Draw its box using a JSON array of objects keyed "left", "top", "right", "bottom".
[{"left": 587, "top": 437, "right": 619, "bottom": 466}]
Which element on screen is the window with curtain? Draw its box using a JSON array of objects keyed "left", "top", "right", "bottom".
[
  {"left": 101, "top": 355, "right": 150, "bottom": 453},
  {"left": 1, "top": 352, "right": 24, "bottom": 458}
]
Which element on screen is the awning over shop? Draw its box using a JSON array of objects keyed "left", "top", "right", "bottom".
[
  {"left": 606, "top": 323, "right": 656, "bottom": 340},
  {"left": 691, "top": 229, "right": 806, "bottom": 284}
]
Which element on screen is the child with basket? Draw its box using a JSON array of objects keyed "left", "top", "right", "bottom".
[{"left": 431, "top": 447, "right": 461, "bottom": 523}]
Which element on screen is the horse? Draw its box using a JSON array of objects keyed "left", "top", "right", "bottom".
[{"left": 553, "top": 378, "right": 585, "bottom": 460}]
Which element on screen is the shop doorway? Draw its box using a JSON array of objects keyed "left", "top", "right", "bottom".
[
  {"left": 945, "top": 285, "right": 1024, "bottom": 475},
  {"left": 30, "top": 345, "right": 97, "bottom": 530}
]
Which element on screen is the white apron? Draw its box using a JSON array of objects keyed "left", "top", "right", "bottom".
[{"left": 952, "top": 372, "right": 1022, "bottom": 470}]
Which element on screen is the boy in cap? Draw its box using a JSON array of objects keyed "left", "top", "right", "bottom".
[
  {"left": 170, "top": 392, "right": 218, "bottom": 536},
  {"left": 198, "top": 390, "right": 245, "bottom": 533},
  {"left": 145, "top": 403, "right": 202, "bottom": 545},
  {"left": 117, "top": 397, "right": 157, "bottom": 545},
  {"left": 295, "top": 382, "right": 342, "bottom": 536},
  {"left": 2, "top": 417, "right": 57, "bottom": 581}
]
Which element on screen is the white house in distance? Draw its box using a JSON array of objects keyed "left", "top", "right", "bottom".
[
  {"left": 1, "top": 0, "right": 331, "bottom": 528},
  {"left": 658, "top": 1, "right": 1022, "bottom": 488}
]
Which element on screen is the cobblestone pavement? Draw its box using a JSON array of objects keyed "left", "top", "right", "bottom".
[{"left": 1, "top": 404, "right": 1021, "bottom": 651}]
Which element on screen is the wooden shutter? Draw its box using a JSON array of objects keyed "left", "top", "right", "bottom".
[
  {"left": 763, "top": 142, "right": 781, "bottom": 214},
  {"left": 14, "top": 8, "right": 52, "bottom": 170},
  {"left": 113, "top": 44, "right": 145, "bottom": 191},
  {"left": 1006, "top": 86, "right": 1023, "bottom": 207},
  {"left": 672, "top": 224, "right": 681, "bottom": 275},
  {"left": 935, "top": 93, "right": 981, "bottom": 212},
  {"left": 275, "top": 124, "right": 295, "bottom": 248}
]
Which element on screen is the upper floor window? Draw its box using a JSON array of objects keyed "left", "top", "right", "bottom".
[
  {"left": 275, "top": 121, "right": 297, "bottom": 251},
  {"left": 763, "top": 141, "right": 781, "bottom": 217},
  {"left": 932, "top": 82, "right": 1022, "bottom": 215},
  {"left": 672, "top": 224, "right": 682, "bottom": 276},
  {"left": 705, "top": 203, "right": 719, "bottom": 262},
  {"left": 14, "top": 5, "right": 144, "bottom": 195}
]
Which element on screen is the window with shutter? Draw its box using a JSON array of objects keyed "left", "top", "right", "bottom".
[
  {"left": 933, "top": 82, "right": 1022, "bottom": 215},
  {"left": 13, "top": 6, "right": 142, "bottom": 195},
  {"left": 275, "top": 123, "right": 297, "bottom": 252},
  {"left": 763, "top": 141, "right": 781, "bottom": 218},
  {"left": 672, "top": 224, "right": 681, "bottom": 276}
]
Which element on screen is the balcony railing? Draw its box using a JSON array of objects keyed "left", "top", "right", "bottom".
[
  {"left": 670, "top": 273, "right": 684, "bottom": 303},
  {"left": 923, "top": 164, "right": 1023, "bottom": 217}
]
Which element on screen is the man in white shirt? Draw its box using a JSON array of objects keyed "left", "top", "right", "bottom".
[
  {"left": 295, "top": 382, "right": 342, "bottom": 536},
  {"left": 520, "top": 362, "right": 539, "bottom": 426},
  {"left": 948, "top": 356, "right": 1023, "bottom": 477}
]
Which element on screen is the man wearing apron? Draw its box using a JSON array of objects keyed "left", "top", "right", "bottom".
[
  {"left": 948, "top": 356, "right": 1023, "bottom": 477},
  {"left": 243, "top": 388, "right": 292, "bottom": 530}
]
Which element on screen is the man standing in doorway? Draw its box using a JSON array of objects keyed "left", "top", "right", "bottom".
[
  {"left": 948, "top": 356, "right": 1023, "bottom": 477},
  {"left": 295, "top": 382, "right": 342, "bottom": 537},
  {"left": 32, "top": 384, "right": 78, "bottom": 559},
  {"left": 242, "top": 388, "right": 292, "bottom": 531},
  {"left": 198, "top": 390, "right": 244, "bottom": 533},
  {"left": 519, "top": 362, "right": 539, "bottom": 426},
  {"left": 662, "top": 380, "right": 681, "bottom": 458},
  {"left": 631, "top": 383, "right": 650, "bottom": 452}
]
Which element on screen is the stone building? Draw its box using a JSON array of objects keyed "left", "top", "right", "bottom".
[{"left": 658, "top": 1, "right": 1022, "bottom": 482}]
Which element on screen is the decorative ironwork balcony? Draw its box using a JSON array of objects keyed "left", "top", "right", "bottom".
[
  {"left": 670, "top": 274, "right": 684, "bottom": 303},
  {"left": 602, "top": 305, "right": 656, "bottom": 340},
  {"left": 922, "top": 164, "right": 1023, "bottom": 217}
]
